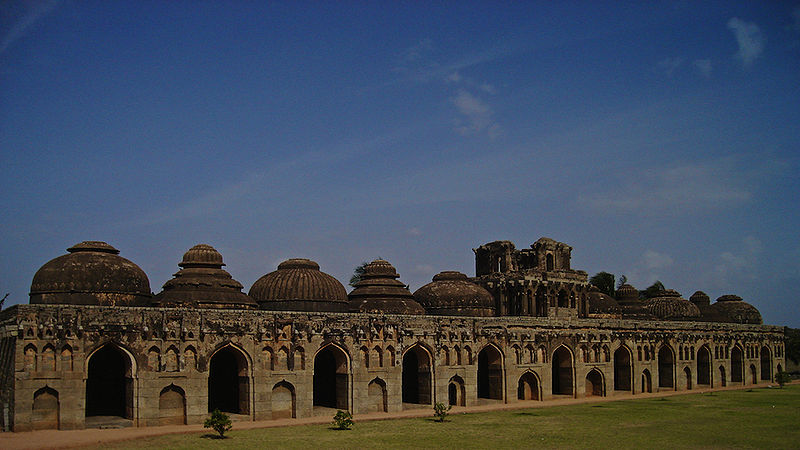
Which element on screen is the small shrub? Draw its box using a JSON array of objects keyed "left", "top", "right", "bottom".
[
  {"left": 332, "top": 410, "right": 353, "bottom": 430},
  {"left": 775, "top": 371, "right": 791, "bottom": 388},
  {"left": 204, "top": 409, "right": 232, "bottom": 438},
  {"left": 433, "top": 402, "right": 452, "bottom": 422}
]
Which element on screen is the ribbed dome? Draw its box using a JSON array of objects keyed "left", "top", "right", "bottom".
[
  {"left": 708, "top": 295, "right": 762, "bottom": 324},
  {"left": 587, "top": 286, "right": 622, "bottom": 316},
  {"left": 348, "top": 259, "right": 425, "bottom": 315},
  {"left": 689, "top": 291, "right": 710, "bottom": 307},
  {"left": 413, "top": 271, "right": 494, "bottom": 316},
  {"left": 615, "top": 283, "right": 640, "bottom": 306},
  {"left": 153, "top": 244, "right": 257, "bottom": 309},
  {"left": 643, "top": 289, "right": 701, "bottom": 320},
  {"left": 250, "top": 258, "right": 348, "bottom": 312},
  {"left": 30, "top": 241, "right": 151, "bottom": 306}
]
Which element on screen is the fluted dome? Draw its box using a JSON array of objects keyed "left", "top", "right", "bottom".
[
  {"left": 413, "top": 271, "right": 494, "bottom": 316},
  {"left": 689, "top": 291, "right": 710, "bottom": 307},
  {"left": 250, "top": 258, "right": 348, "bottom": 312},
  {"left": 615, "top": 283, "right": 639, "bottom": 306},
  {"left": 153, "top": 244, "right": 257, "bottom": 309},
  {"left": 587, "top": 286, "right": 621, "bottom": 317},
  {"left": 348, "top": 259, "right": 425, "bottom": 315},
  {"left": 707, "top": 295, "right": 762, "bottom": 324},
  {"left": 643, "top": 289, "right": 701, "bottom": 320},
  {"left": 30, "top": 241, "right": 151, "bottom": 306}
]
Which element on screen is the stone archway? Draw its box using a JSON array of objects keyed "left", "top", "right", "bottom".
[
  {"left": 272, "top": 381, "right": 296, "bottom": 419},
  {"left": 641, "top": 369, "right": 652, "bottom": 393},
  {"left": 697, "top": 346, "right": 711, "bottom": 386},
  {"left": 658, "top": 345, "right": 675, "bottom": 389},
  {"left": 313, "top": 344, "right": 349, "bottom": 410},
  {"left": 585, "top": 369, "right": 604, "bottom": 397},
  {"left": 208, "top": 345, "right": 250, "bottom": 414},
  {"left": 159, "top": 385, "right": 186, "bottom": 425},
  {"left": 477, "top": 344, "right": 504, "bottom": 400},
  {"left": 448, "top": 375, "right": 466, "bottom": 406},
  {"left": 368, "top": 378, "right": 388, "bottom": 413},
  {"left": 683, "top": 367, "right": 692, "bottom": 390},
  {"left": 749, "top": 364, "right": 757, "bottom": 384},
  {"left": 731, "top": 346, "right": 743, "bottom": 383},
  {"left": 760, "top": 346, "right": 772, "bottom": 381},
  {"left": 517, "top": 372, "right": 540, "bottom": 401},
  {"left": 32, "top": 387, "right": 59, "bottom": 430},
  {"left": 614, "top": 346, "right": 632, "bottom": 392},
  {"left": 86, "top": 344, "right": 133, "bottom": 419},
  {"left": 719, "top": 365, "right": 727, "bottom": 387},
  {"left": 402, "top": 344, "right": 432, "bottom": 405},
  {"left": 552, "top": 346, "right": 574, "bottom": 396}
]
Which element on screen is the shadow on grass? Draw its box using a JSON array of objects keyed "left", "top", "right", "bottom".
[
  {"left": 200, "top": 434, "right": 228, "bottom": 440},
  {"left": 514, "top": 411, "right": 538, "bottom": 416},
  {"left": 328, "top": 427, "right": 353, "bottom": 430}
]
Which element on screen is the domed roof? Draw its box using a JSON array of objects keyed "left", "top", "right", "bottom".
[
  {"left": 642, "top": 289, "right": 701, "bottom": 320},
  {"left": 30, "top": 241, "right": 151, "bottom": 306},
  {"left": 348, "top": 259, "right": 425, "bottom": 315},
  {"left": 587, "top": 286, "right": 621, "bottom": 316},
  {"left": 707, "top": 294, "right": 762, "bottom": 324},
  {"left": 689, "top": 291, "right": 710, "bottom": 307},
  {"left": 153, "top": 244, "right": 257, "bottom": 309},
  {"left": 615, "top": 283, "right": 640, "bottom": 306},
  {"left": 250, "top": 258, "right": 348, "bottom": 312},
  {"left": 413, "top": 271, "right": 494, "bottom": 316}
]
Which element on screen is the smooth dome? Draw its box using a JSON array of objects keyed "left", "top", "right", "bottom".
[
  {"left": 413, "top": 271, "right": 494, "bottom": 316},
  {"left": 250, "top": 258, "right": 348, "bottom": 312},
  {"left": 30, "top": 241, "right": 151, "bottom": 306},
  {"left": 707, "top": 294, "right": 763, "bottom": 324},
  {"left": 643, "top": 289, "right": 701, "bottom": 320},
  {"left": 348, "top": 259, "right": 425, "bottom": 315},
  {"left": 153, "top": 244, "right": 257, "bottom": 309}
]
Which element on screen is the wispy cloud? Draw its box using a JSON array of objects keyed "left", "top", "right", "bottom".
[
  {"left": 0, "top": 0, "right": 61, "bottom": 56},
  {"left": 693, "top": 59, "right": 712, "bottom": 77},
  {"left": 451, "top": 89, "right": 501, "bottom": 137},
  {"left": 706, "top": 236, "right": 763, "bottom": 288},
  {"left": 727, "top": 18, "right": 765, "bottom": 67},
  {"left": 657, "top": 57, "right": 684, "bottom": 77},
  {"left": 577, "top": 158, "right": 757, "bottom": 215},
  {"left": 643, "top": 250, "right": 674, "bottom": 270}
]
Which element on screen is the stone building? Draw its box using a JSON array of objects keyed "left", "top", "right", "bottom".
[{"left": 0, "top": 238, "right": 785, "bottom": 431}]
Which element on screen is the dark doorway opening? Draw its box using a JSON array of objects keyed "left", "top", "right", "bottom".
[
  {"left": 208, "top": 346, "right": 249, "bottom": 414},
  {"left": 477, "top": 345, "right": 503, "bottom": 400},
  {"left": 731, "top": 346, "right": 743, "bottom": 383},
  {"left": 760, "top": 346, "right": 771, "bottom": 381},
  {"left": 402, "top": 345, "right": 432, "bottom": 404},
  {"left": 517, "top": 372, "right": 539, "bottom": 400},
  {"left": 697, "top": 346, "right": 711, "bottom": 385},
  {"left": 614, "top": 346, "right": 632, "bottom": 391},
  {"left": 585, "top": 369, "right": 604, "bottom": 397},
  {"left": 313, "top": 345, "right": 349, "bottom": 409},
  {"left": 86, "top": 345, "right": 131, "bottom": 418},
  {"left": 552, "top": 346, "right": 573, "bottom": 396},
  {"left": 658, "top": 346, "right": 674, "bottom": 389}
]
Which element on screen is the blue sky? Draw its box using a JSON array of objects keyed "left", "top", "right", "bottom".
[{"left": 1, "top": 1, "right": 799, "bottom": 326}]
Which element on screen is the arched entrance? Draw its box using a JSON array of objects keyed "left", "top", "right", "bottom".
[
  {"left": 402, "top": 345, "right": 432, "bottom": 405},
  {"left": 697, "top": 346, "right": 711, "bottom": 386},
  {"left": 614, "top": 346, "right": 632, "bottom": 392},
  {"left": 448, "top": 375, "right": 466, "bottom": 406},
  {"left": 368, "top": 378, "right": 388, "bottom": 413},
  {"left": 719, "top": 365, "right": 727, "bottom": 387},
  {"left": 658, "top": 345, "right": 674, "bottom": 389},
  {"left": 641, "top": 369, "right": 652, "bottom": 393},
  {"left": 731, "top": 346, "right": 743, "bottom": 383},
  {"left": 683, "top": 367, "right": 692, "bottom": 390},
  {"left": 208, "top": 345, "right": 249, "bottom": 414},
  {"left": 517, "top": 372, "right": 540, "bottom": 401},
  {"left": 760, "top": 346, "right": 772, "bottom": 381},
  {"left": 86, "top": 344, "right": 133, "bottom": 418},
  {"left": 749, "top": 364, "right": 757, "bottom": 384},
  {"left": 477, "top": 345, "right": 504, "bottom": 400},
  {"left": 585, "top": 369, "right": 604, "bottom": 397},
  {"left": 552, "top": 346, "right": 574, "bottom": 396},
  {"left": 272, "top": 381, "right": 296, "bottom": 419},
  {"left": 313, "top": 344, "right": 349, "bottom": 410},
  {"left": 159, "top": 385, "right": 186, "bottom": 425},
  {"left": 32, "top": 387, "right": 59, "bottom": 430}
]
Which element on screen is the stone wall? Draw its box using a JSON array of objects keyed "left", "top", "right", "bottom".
[{"left": 0, "top": 304, "right": 785, "bottom": 431}]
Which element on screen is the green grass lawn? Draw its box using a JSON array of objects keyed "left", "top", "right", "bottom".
[{"left": 97, "top": 385, "right": 800, "bottom": 449}]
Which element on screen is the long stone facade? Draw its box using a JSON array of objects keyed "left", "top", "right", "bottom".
[{"left": 0, "top": 238, "right": 786, "bottom": 431}]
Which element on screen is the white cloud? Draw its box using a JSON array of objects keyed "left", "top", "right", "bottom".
[
  {"left": 578, "top": 159, "right": 754, "bottom": 215},
  {"left": 711, "top": 236, "right": 763, "bottom": 286},
  {"left": 693, "top": 59, "right": 712, "bottom": 77},
  {"left": 643, "top": 250, "right": 674, "bottom": 270},
  {"left": 451, "top": 89, "right": 501, "bottom": 137},
  {"left": 727, "top": 18, "right": 765, "bottom": 66},
  {"left": 657, "top": 57, "right": 684, "bottom": 77},
  {"left": 0, "top": 0, "right": 61, "bottom": 56}
]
